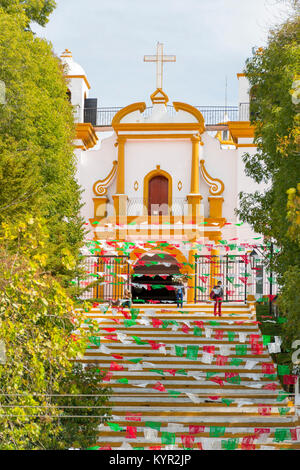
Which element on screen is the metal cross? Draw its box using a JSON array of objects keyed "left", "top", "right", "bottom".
[{"left": 144, "top": 42, "right": 176, "bottom": 89}]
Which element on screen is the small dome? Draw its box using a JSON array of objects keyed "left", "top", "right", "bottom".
[{"left": 60, "top": 49, "right": 87, "bottom": 78}]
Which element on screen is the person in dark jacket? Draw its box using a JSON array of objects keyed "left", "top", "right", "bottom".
[
  {"left": 212, "top": 281, "right": 224, "bottom": 317},
  {"left": 176, "top": 281, "right": 185, "bottom": 309}
]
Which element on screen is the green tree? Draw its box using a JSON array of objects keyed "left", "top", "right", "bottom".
[
  {"left": 51, "top": 363, "right": 111, "bottom": 450},
  {"left": 237, "top": 14, "right": 300, "bottom": 351},
  {"left": 0, "top": 9, "right": 85, "bottom": 283},
  {"left": 0, "top": 217, "right": 109, "bottom": 449},
  {"left": 0, "top": 0, "right": 56, "bottom": 26}
]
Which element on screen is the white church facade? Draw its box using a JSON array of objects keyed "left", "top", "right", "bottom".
[{"left": 60, "top": 46, "right": 274, "bottom": 304}]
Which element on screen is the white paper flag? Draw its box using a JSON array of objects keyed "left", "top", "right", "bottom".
[
  {"left": 185, "top": 392, "right": 201, "bottom": 403},
  {"left": 144, "top": 428, "right": 158, "bottom": 442},
  {"left": 245, "top": 360, "right": 258, "bottom": 370},
  {"left": 201, "top": 352, "right": 214, "bottom": 364}
]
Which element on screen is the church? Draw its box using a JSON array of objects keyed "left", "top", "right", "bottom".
[{"left": 60, "top": 45, "right": 274, "bottom": 305}]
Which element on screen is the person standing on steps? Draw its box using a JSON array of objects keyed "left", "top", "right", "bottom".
[
  {"left": 121, "top": 288, "right": 132, "bottom": 309},
  {"left": 211, "top": 281, "right": 224, "bottom": 317},
  {"left": 176, "top": 280, "right": 185, "bottom": 309}
]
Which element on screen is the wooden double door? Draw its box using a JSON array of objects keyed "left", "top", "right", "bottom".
[{"left": 148, "top": 175, "right": 169, "bottom": 215}]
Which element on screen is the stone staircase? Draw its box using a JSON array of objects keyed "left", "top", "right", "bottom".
[{"left": 79, "top": 303, "right": 300, "bottom": 450}]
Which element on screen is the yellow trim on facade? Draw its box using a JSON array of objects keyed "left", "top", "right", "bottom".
[
  {"left": 75, "top": 123, "right": 98, "bottom": 149},
  {"left": 150, "top": 88, "right": 169, "bottom": 105},
  {"left": 112, "top": 102, "right": 147, "bottom": 129},
  {"left": 173, "top": 102, "right": 205, "bottom": 133},
  {"left": 93, "top": 160, "right": 118, "bottom": 196},
  {"left": 143, "top": 166, "right": 173, "bottom": 215},
  {"left": 116, "top": 137, "right": 126, "bottom": 194},
  {"left": 200, "top": 160, "right": 225, "bottom": 196},
  {"left": 114, "top": 123, "right": 204, "bottom": 132},
  {"left": 227, "top": 121, "right": 255, "bottom": 142},
  {"left": 190, "top": 135, "right": 200, "bottom": 194},
  {"left": 65, "top": 75, "right": 91, "bottom": 90},
  {"left": 236, "top": 143, "right": 257, "bottom": 148},
  {"left": 116, "top": 133, "right": 196, "bottom": 139}
]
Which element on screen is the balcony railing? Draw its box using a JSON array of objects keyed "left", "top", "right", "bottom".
[
  {"left": 127, "top": 197, "right": 187, "bottom": 217},
  {"left": 84, "top": 104, "right": 250, "bottom": 127}
]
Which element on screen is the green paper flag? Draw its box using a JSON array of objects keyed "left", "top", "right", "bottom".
[
  {"left": 221, "top": 438, "right": 239, "bottom": 450},
  {"left": 276, "top": 391, "right": 289, "bottom": 402},
  {"left": 176, "top": 369, "right": 188, "bottom": 375},
  {"left": 129, "top": 358, "right": 143, "bottom": 363},
  {"left": 145, "top": 421, "right": 161, "bottom": 431},
  {"left": 186, "top": 345, "right": 199, "bottom": 360},
  {"left": 277, "top": 365, "right": 290, "bottom": 375},
  {"left": 273, "top": 429, "right": 291, "bottom": 443},
  {"left": 124, "top": 319, "right": 136, "bottom": 327},
  {"left": 207, "top": 371, "right": 218, "bottom": 379},
  {"left": 210, "top": 426, "right": 225, "bottom": 437},
  {"left": 209, "top": 321, "right": 220, "bottom": 326},
  {"left": 229, "top": 358, "right": 243, "bottom": 366},
  {"left": 89, "top": 336, "right": 101, "bottom": 346},
  {"left": 278, "top": 407, "right": 290, "bottom": 416},
  {"left": 222, "top": 398, "right": 234, "bottom": 407},
  {"left": 130, "top": 308, "right": 140, "bottom": 319},
  {"left": 161, "top": 432, "right": 176, "bottom": 445},
  {"left": 263, "top": 335, "right": 271, "bottom": 346},
  {"left": 132, "top": 336, "right": 148, "bottom": 345},
  {"left": 108, "top": 422, "right": 124, "bottom": 432},
  {"left": 277, "top": 317, "right": 287, "bottom": 324},
  {"left": 167, "top": 390, "right": 181, "bottom": 397},
  {"left": 194, "top": 326, "right": 202, "bottom": 336},
  {"left": 264, "top": 374, "right": 277, "bottom": 381},
  {"left": 235, "top": 344, "right": 247, "bottom": 356},
  {"left": 175, "top": 345, "right": 184, "bottom": 357},
  {"left": 117, "top": 378, "right": 129, "bottom": 384},
  {"left": 228, "top": 331, "right": 235, "bottom": 342}
]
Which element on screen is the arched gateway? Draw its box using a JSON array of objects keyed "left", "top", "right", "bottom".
[{"left": 131, "top": 253, "right": 181, "bottom": 303}]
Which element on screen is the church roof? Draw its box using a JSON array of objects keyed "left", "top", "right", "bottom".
[{"left": 60, "top": 49, "right": 91, "bottom": 89}]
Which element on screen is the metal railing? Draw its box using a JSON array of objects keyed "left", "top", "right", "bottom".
[
  {"left": 127, "top": 197, "right": 187, "bottom": 217},
  {"left": 84, "top": 104, "right": 251, "bottom": 127}
]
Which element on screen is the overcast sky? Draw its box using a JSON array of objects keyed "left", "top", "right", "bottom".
[{"left": 33, "top": 0, "right": 291, "bottom": 107}]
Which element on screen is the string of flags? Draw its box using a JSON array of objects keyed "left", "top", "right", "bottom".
[{"left": 81, "top": 305, "right": 299, "bottom": 450}]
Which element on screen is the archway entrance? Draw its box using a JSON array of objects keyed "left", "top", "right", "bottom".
[
  {"left": 148, "top": 175, "right": 169, "bottom": 215},
  {"left": 132, "top": 253, "right": 181, "bottom": 304}
]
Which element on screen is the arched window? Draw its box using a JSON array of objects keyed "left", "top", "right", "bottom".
[{"left": 148, "top": 175, "right": 169, "bottom": 215}]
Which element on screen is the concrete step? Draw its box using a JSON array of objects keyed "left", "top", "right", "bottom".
[{"left": 79, "top": 303, "right": 298, "bottom": 450}]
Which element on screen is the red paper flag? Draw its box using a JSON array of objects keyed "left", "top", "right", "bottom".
[
  {"left": 262, "top": 383, "right": 278, "bottom": 390},
  {"left": 125, "top": 413, "right": 142, "bottom": 422},
  {"left": 241, "top": 435, "right": 256, "bottom": 450},
  {"left": 125, "top": 426, "right": 137, "bottom": 439},
  {"left": 283, "top": 375, "right": 298, "bottom": 385},
  {"left": 181, "top": 435, "right": 195, "bottom": 449},
  {"left": 152, "top": 318, "right": 163, "bottom": 328},
  {"left": 261, "top": 363, "right": 275, "bottom": 374},
  {"left": 216, "top": 355, "right": 228, "bottom": 366},
  {"left": 164, "top": 369, "right": 176, "bottom": 376},
  {"left": 152, "top": 381, "right": 166, "bottom": 392},
  {"left": 110, "top": 361, "right": 124, "bottom": 371},
  {"left": 182, "top": 324, "right": 190, "bottom": 334},
  {"left": 258, "top": 405, "right": 272, "bottom": 416},
  {"left": 189, "top": 425, "right": 205, "bottom": 434}
]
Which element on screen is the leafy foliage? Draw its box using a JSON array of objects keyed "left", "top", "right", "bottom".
[
  {"left": 0, "top": 218, "right": 109, "bottom": 449},
  {"left": 237, "top": 14, "right": 300, "bottom": 354},
  {"left": 0, "top": 9, "right": 85, "bottom": 283},
  {"left": 50, "top": 363, "right": 111, "bottom": 450},
  {"left": 0, "top": 0, "right": 56, "bottom": 26}
]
